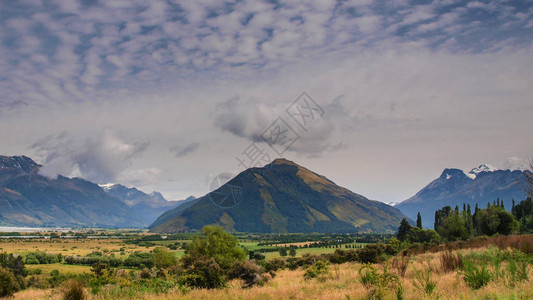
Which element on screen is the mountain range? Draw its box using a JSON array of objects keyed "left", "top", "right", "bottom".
[
  {"left": 395, "top": 164, "right": 529, "bottom": 228},
  {"left": 0, "top": 155, "right": 181, "bottom": 228},
  {"left": 149, "top": 158, "right": 406, "bottom": 233},
  {"left": 99, "top": 184, "right": 181, "bottom": 226}
]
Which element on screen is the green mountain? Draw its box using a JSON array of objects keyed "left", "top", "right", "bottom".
[{"left": 150, "top": 158, "right": 405, "bottom": 233}]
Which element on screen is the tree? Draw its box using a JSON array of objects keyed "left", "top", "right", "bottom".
[
  {"left": 289, "top": 247, "right": 297, "bottom": 257},
  {"left": 475, "top": 204, "right": 519, "bottom": 236},
  {"left": 153, "top": 247, "right": 177, "bottom": 269},
  {"left": 416, "top": 212, "right": 422, "bottom": 229},
  {"left": 181, "top": 226, "right": 246, "bottom": 289},
  {"left": 397, "top": 218, "right": 412, "bottom": 241},
  {"left": 279, "top": 248, "right": 287, "bottom": 257},
  {"left": 0, "top": 267, "right": 19, "bottom": 297},
  {"left": 183, "top": 225, "right": 245, "bottom": 271}
]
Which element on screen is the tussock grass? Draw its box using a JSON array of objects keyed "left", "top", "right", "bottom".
[{"left": 12, "top": 241, "right": 533, "bottom": 300}]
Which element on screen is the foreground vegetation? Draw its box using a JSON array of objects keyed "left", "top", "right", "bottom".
[{"left": 0, "top": 226, "right": 531, "bottom": 299}]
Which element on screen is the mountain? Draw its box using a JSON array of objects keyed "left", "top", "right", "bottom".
[
  {"left": 148, "top": 196, "right": 198, "bottom": 229},
  {"left": 396, "top": 165, "right": 529, "bottom": 228},
  {"left": 149, "top": 158, "right": 406, "bottom": 233},
  {"left": 0, "top": 155, "right": 144, "bottom": 228},
  {"left": 100, "top": 184, "right": 180, "bottom": 225}
]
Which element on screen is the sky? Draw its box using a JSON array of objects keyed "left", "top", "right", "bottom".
[{"left": 0, "top": 0, "right": 532, "bottom": 203}]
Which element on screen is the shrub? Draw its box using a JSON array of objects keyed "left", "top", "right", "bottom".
[
  {"left": 152, "top": 247, "right": 177, "bottom": 269},
  {"left": 62, "top": 279, "right": 85, "bottom": 300},
  {"left": 180, "top": 256, "right": 226, "bottom": 289},
  {"left": 440, "top": 251, "right": 463, "bottom": 273},
  {"left": 0, "top": 267, "right": 19, "bottom": 297},
  {"left": 460, "top": 261, "right": 492, "bottom": 289},
  {"left": 357, "top": 244, "right": 384, "bottom": 264},
  {"left": 264, "top": 258, "right": 285, "bottom": 272},
  {"left": 358, "top": 265, "right": 400, "bottom": 299},
  {"left": 303, "top": 260, "right": 330, "bottom": 280},
  {"left": 228, "top": 260, "right": 264, "bottom": 288}
]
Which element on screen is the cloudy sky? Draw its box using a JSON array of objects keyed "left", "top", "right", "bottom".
[{"left": 1, "top": 0, "right": 532, "bottom": 203}]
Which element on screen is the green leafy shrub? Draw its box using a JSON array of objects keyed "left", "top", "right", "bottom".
[
  {"left": 180, "top": 256, "right": 226, "bottom": 289},
  {"left": 264, "top": 258, "right": 285, "bottom": 272},
  {"left": 152, "top": 247, "right": 177, "bottom": 269},
  {"left": 0, "top": 267, "right": 19, "bottom": 297},
  {"left": 460, "top": 260, "right": 492, "bottom": 289},
  {"left": 357, "top": 244, "right": 384, "bottom": 264}
]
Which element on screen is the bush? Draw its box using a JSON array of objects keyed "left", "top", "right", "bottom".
[
  {"left": 357, "top": 244, "right": 384, "bottom": 264},
  {"left": 264, "top": 258, "right": 286, "bottom": 272},
  {"left": 0, "top": 267, "right": 19, "bottom": 297},
  {"left": 181, "top": 256, "right": 226, "bottom": 289},
  {"left": 460, "top": 261, "right": 492, "bottom": 289},
  {"left": 62, "top": 279, "right": 85, "bottom": 300},
  {"left": 303, "top": 260, "right": 329, "bottom": 280},
  {"left": 153, "top": 247, "right": 177, "bottom": 269},
  {"left": 228, "top": 260, "right": 265, "bottom": 288},
  {"left": 358, "top": 265, "right": 400, "bottom": 299}
]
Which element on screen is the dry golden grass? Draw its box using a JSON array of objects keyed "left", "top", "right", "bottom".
[
  {"left": 0, "top": 238, "right": 160, "bottom": 256},
  {"left": 13, "top": 245, "right": 533, "bottom": 300}
]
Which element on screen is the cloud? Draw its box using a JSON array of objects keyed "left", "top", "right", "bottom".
[
  {"left": 30, "top": 129, "right": 149, "bottom": 183},
  {"left": 170, "top": 142, "right": 200, "bottom": 158},
  {"left": 213, "top": 96, "right": 282, "bottom": 142}
]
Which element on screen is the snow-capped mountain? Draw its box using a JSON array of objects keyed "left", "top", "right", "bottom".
[
  {"left": 99, "top": 184, "right": 179, "bottom": 225},
  {"left": 467, "top": 164, "right": 498, "bottom": 179},
  {"left": 396, "top": 165, "right": 529, "bottom": 228}
]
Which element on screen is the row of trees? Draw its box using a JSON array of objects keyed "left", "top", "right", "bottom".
[
  {"left": 434, "top": 198, "right": 532, "bottom": 241},
  {"left": 398, "top": 198, "right": 532, "bottom": 243}
]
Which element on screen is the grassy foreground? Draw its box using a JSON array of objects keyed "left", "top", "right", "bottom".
[{"left": 12, "top": 246, "right": 533, "bottom": 300}]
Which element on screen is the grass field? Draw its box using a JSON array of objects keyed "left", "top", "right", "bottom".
[
  {"left": 26, "top": 263, "right": 92, "bottom": 275},
  {"left": 12, "top": 246, "right": 533, "bottom": 300}
]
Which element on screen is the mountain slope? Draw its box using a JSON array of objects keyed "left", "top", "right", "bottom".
[
  {"left": 396, "top": 166, "right": 528, "bottom": 228},
  {"left": 101, "top": 184, "right": 180, "bottom": 225},
  {"left": 150, "top": 158, "right": 405, "bottom": 233},
  {"left": 0, "top": 155, "right": 144, "bottom": 227},
  {"left": 148, "top": 196, "right": 198, "bottom": 229}
]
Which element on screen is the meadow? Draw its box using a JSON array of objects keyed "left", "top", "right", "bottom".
[
  {"left": 1, "top": 230, "right": 532, "bottom": 299},
  {"left": 12, "top": 244, "right": 533, "bottom": 299}
]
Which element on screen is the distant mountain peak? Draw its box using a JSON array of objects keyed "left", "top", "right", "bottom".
[
  {"left": 467, "top": 164, "right": 498, "bottom": 179},
  {"left": 440, "top": 168, "right": 469, "bottom": 180},
  {"left": 0, "top": 155, "right": 41, "bottom": 173},
  {"left": 269, "top": 158, "right": 300, "bottom": 168}
]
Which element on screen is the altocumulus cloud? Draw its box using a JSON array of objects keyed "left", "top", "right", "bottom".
[{"left": 0, "top": 0, "right": 532, "bottom": 200}]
